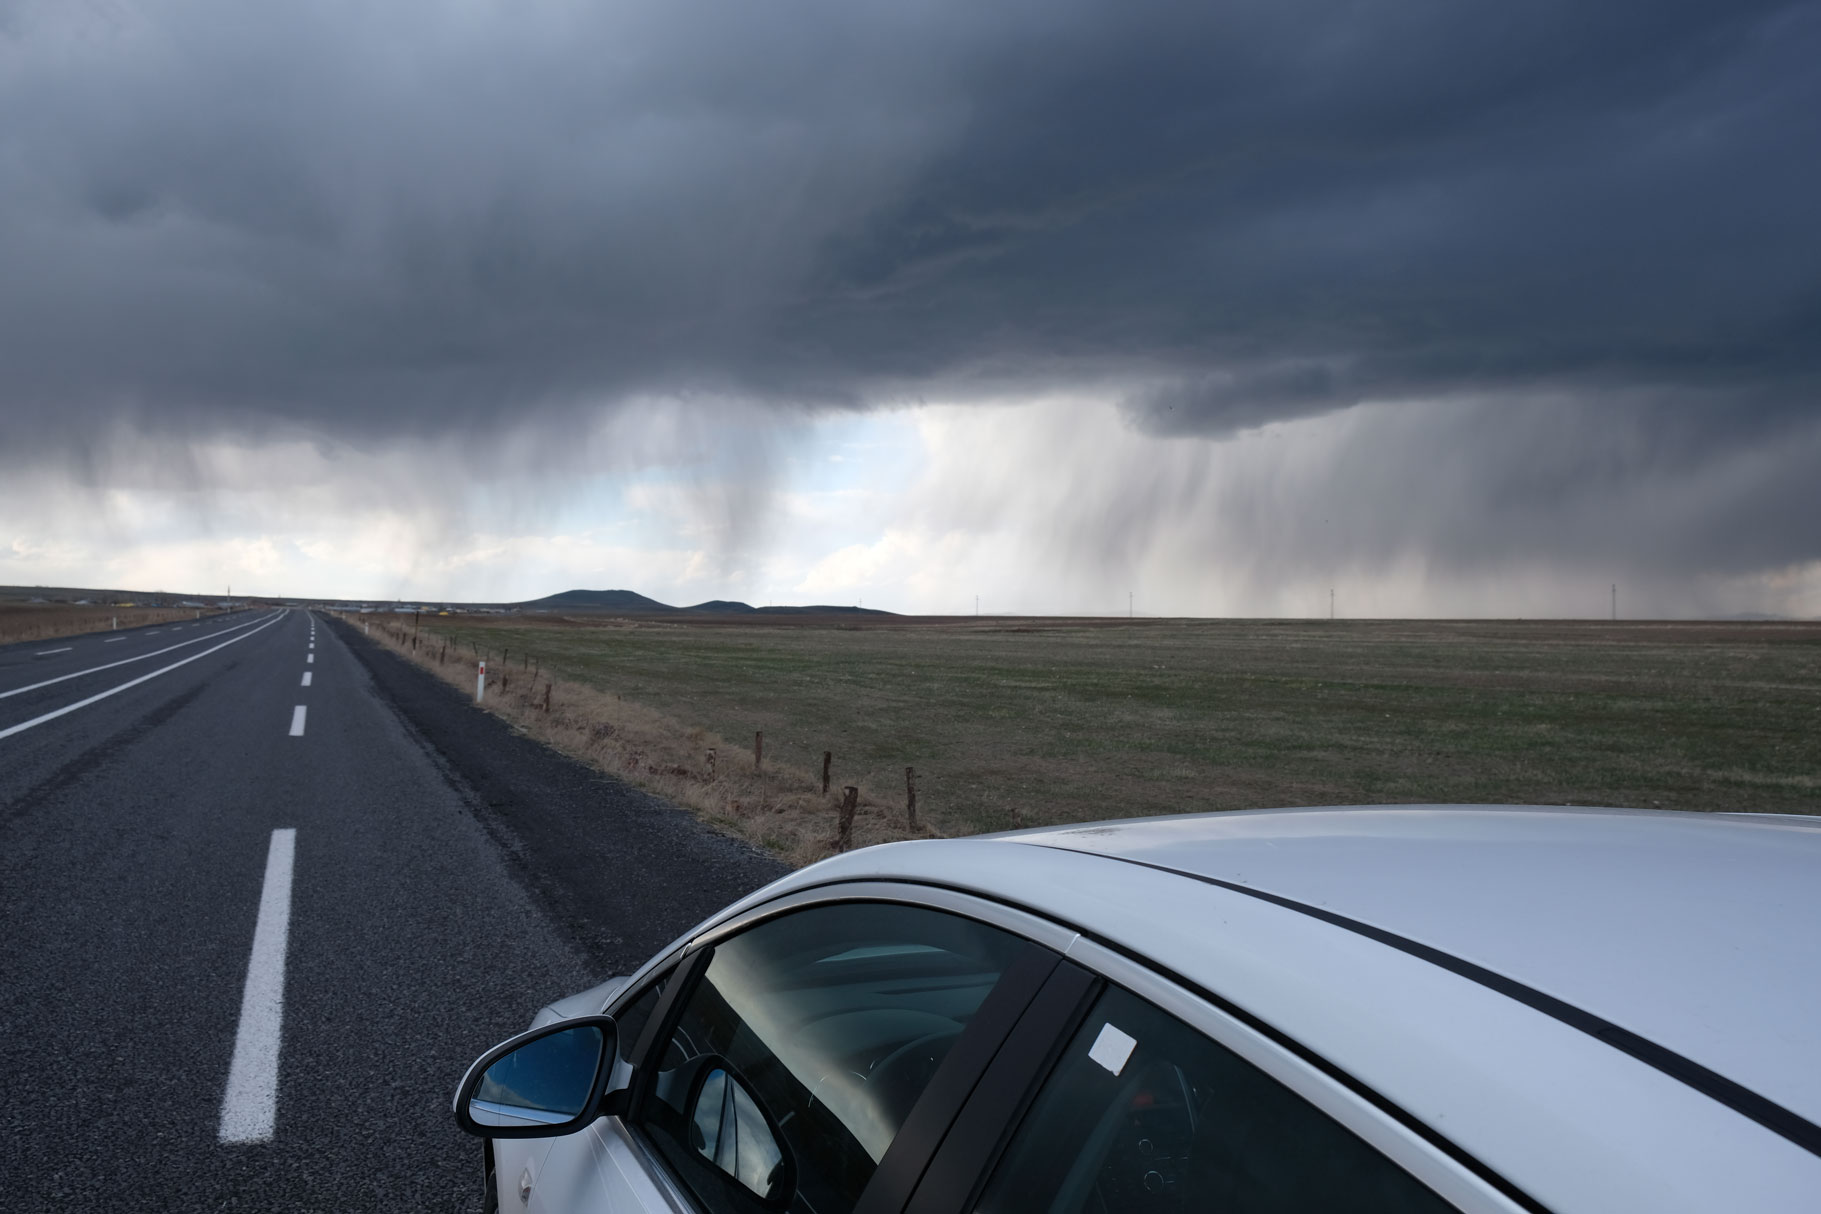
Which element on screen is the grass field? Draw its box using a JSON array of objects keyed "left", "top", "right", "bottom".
[
  {"left": 0, "top": 603, "right": 218, "bottom": 646},
  {"left": 369, "top": 613, "right": 1820, "bottom": 861}
]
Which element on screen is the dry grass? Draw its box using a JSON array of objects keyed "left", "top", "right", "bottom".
[
  {"left": 347, "top": 612, "right": 1821, "bottom": 866},
  {"left": 0, "top": 604, "right": 219, "bottom": 646},
  {"left": 342, "top": 614, "right": 935, "bottom": 866}
]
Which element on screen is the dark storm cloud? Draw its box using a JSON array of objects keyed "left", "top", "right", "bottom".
[{"left": 1, "top": 0, "right": 1818, "bottom": 466}]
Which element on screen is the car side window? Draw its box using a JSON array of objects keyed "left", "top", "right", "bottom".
[
  {"left": 636, "top": 903, "right": 1027, "bottom": 1214},
  {"left": 976, "top": 986, "right": 1457, "bottom": 1214}
]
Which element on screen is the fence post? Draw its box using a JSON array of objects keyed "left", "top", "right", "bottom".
[
  {"left": 706, "top": 748, "right": 717, "bottom": 781},
  {"left": 476, "top": 660, "right": 487, "bottom": 703},
  {"left": 544, "top": 682, "right": 551, "bottom": 713},
  {"left": 822, "top": 751, "right": 831, "bottom": 794},
  {"left": 906, "top": 767, "right": 918, "bottom": 830},
  {"left": 754, "top": 731, "right": 763, "bottom": 770},
  {"left": 838, "top": 787, "right": 858, "bottom": 852}
]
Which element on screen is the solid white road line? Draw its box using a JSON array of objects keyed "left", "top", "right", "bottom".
[
  {"left": 300, "top": 672, "right": 312, "bottom": 687},
  {"left": 0, "top": 611, "right": 278, "bottom": 702},
  {"left": 0, "top": 613, "right": 285, "bottom": 741},
  {"left": 35, "top": 647, "right": 73, "bottom": 656},
  {"left": 288, "top": 705, "right": 306, "bottom": 736},
  {"left": 218, "top": 828, "right": 296, "bottom": 1145}
]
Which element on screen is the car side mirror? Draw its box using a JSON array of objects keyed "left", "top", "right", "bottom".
[
  {"left": 684, "top": 1058, "right": 795, "bottom": 1206},
  {"left": 453, "top": 1015, "right": 617, "bottom": 1138}
]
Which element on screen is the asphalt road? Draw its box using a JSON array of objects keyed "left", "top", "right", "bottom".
[{"left": 0, "top": 608, "right": 784, "bottom": 1210}]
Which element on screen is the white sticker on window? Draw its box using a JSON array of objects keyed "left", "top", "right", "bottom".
[{"left": 1087, "top": 1022, "right": 1137, "bottom": 1076}]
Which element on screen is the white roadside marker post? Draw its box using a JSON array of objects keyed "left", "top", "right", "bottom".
[
  {"left": 112, "top": 616, "right": 118, "bottom": 630},
  {"left": 476, "top": 660, "right": 487, "bottom": 703}
]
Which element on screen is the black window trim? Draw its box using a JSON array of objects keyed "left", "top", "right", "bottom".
[
  {"left": 623, "top": 946, "right": 715, "bottom": 1119},
  {"left": 903, "top": 959, "right": 1102, "bottom": 1214}
]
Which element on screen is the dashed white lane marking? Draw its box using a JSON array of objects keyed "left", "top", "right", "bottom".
[
  {"left": 35, "top": 647, "right": 73, "bottom": 656},
  {"left": 104, "top": 637, "right": 126, "bottom": 643},
  {"left": 288, "top": 705, "right": 307, "bottom": 736},
  {"left": 300, "top": 672, "right": 312, "bottom": 687},
  {"left": 0, "top": 614, "right": 287, "bottom": 741},
  {"left": 219, "top": 828, "right": 296, "bottom": 1145},
  {"left": 306, "top": 654, "right": 313, "bottom": 664},
  {"left": 0, "top": 612, "right": 277, "bottom": 702}
]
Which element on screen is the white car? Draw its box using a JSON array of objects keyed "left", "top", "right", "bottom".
[{"left": 453, "top": 805, "right": 1821, "bottom": 1213}]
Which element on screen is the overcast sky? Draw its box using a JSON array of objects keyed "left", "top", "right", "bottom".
[{"left": 3, "top": 0, "right": 1817, "bottom": 616}]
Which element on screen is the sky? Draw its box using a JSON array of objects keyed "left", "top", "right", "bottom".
[{"left": 2, "top": 0, "right": 1818, "bottom": 616}]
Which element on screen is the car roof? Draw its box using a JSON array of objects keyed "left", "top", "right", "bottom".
[{"left": 997, "top": 805, "right": 1821, "bottom": 1132}]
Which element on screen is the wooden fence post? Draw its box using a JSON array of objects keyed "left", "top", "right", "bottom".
[
  {"left": 822, "top": 751, "right": 832, "bottom": 794},
  {"left": 543, "top": 682, "right": 551, "bottom": 713},
  {"left": 706, "top": 748, "right": 717, "bottom": 782},
  {"left": 754, "top": 731, "right": 763, "bottom": 770},
  {"left": 838, "top": 787, "right": 858, "bottom": 852},
  {"left": 906, "top": 767, "right": 918, "bottom": 830}
]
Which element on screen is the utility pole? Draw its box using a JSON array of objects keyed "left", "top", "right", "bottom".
[
  {"left": 1330, "top": 587, "right": 1334, "bottom": 621},
  {"left": 975, "top": 594, "right": 979, "bottom": 617},
  {"left": 1129, "top": 591, "right": 1133, "bottom": 619},
  {"left": 1612, "top": 583, "right": 1617, "bottom": 621}
]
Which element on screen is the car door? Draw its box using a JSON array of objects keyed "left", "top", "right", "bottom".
[
  {"left": 519, "top": 970, "right": 676, "bottom": 1214},
  {"left": 574, "top": 893, "right": 1069, "bottom": 1214}
]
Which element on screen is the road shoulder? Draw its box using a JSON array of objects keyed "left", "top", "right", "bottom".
[{"left": 327, "top": 615, "right": 787, "bottom": 975}]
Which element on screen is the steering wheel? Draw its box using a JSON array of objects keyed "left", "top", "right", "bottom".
[
  {"left": 1051, "top": 1062, "right": 1199, "bottom": 1214},
  {"left": 866, "top": 1030, "right": 961, "bottom": 1127}
]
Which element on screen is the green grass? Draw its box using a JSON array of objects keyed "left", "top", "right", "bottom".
[{"left": 419, "top": 616, "right": 1821, "bottom": 834}]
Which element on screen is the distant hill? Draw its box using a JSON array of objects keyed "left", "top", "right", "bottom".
[
  {"left": 519, "top": 589, "right": 893, "bottom": 615},
  {"left": 518, "top": 589, "right": 677, "bottom": 612},
  {"left": 753, "top": 604, "right": 887, "bottom": 615}
]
